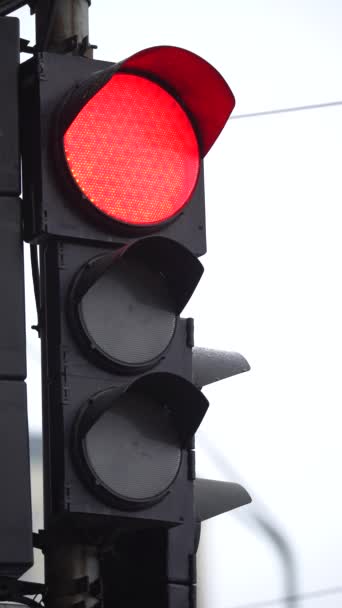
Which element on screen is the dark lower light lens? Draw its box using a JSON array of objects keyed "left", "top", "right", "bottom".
[
  {"left": 83, "top": 392, "right": 182, "bottom": 503},
  {"left": 78, "top": 255, "right": 176, "bottom": 370}
]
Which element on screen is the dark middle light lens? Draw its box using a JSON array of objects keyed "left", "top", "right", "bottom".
[
  {"left": 78, "top": 255, "right": 176, "bottom": 369},
  {"left": 83, "top": 392, "right": 182, "bottom": 502}
]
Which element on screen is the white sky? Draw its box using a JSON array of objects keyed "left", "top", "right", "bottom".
[{"left": 15, "top": 1, "right": 342, "bottom": 607}]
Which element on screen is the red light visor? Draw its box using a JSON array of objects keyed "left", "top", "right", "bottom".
[{"left": 63, "top": 73, "right": 200, "bottom": 226}]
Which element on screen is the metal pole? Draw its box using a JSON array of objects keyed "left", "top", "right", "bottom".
[
  {"left": 35, "top": 0, "right": 93, "bottom": 56},
  {"left": 44, "top": 541, "right": 101, "bottom": 608}
]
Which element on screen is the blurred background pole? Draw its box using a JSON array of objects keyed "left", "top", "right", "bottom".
[{"left": 199, "top": 436, "right": 298, "bottom": 608}]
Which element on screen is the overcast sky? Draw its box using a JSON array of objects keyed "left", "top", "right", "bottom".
[{"left": 15, "top": 1, "right": 342, "bottom": 607}]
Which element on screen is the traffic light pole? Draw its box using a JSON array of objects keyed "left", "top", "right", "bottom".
[
  {"left": 35, "top": 0, "right": 92, "bottom": 56},
  {"left": 44, "top": 538, "right": 100, "bottom": 608}
]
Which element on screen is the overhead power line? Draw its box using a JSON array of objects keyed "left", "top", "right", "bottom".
[
  {"left": 229, "top": 584, "right": 342, "bottom": 608},
  {"left": 231, "top": 100, "right": 342, "bottom": 120}
]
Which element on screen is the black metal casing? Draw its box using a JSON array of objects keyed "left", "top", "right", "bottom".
[
  {"left": 0, "top": 16, "right": 33, "bottom": 578},
  {"left": 0, "top": 198, "right": 26, "bottom": 378},
  {"left": 0, "top": 16, "right": 20, "bottom": 194},
  {"left": 0, "top": 381, "right": 32, "bottom": 577}
]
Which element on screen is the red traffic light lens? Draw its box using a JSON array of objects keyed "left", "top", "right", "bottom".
[{"left": 63, "top": 73, "right": 200, "bottom": 226}]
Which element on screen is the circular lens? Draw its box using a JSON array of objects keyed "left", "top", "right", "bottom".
[
  {"left": 83, "top": 391, "right": 182, "bottom": 503},
  {"left": 63, "top": 73, "right": 200, "bottom": 226},
  {"left": 76, "top": 255, "right": 176, "bottom": 370}
]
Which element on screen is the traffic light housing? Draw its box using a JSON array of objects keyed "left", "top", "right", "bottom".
[
  {"left": 21, "top": 44, "right": 251, "bottom": 606},
  {"left": 0, "top": 16, "right": 32, "bottom": 578}
]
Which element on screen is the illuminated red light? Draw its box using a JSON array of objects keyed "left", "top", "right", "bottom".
[{"left": 63, "top": 73, "right": 200, "bottom": 226}]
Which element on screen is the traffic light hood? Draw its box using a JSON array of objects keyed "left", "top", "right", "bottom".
[
  {"left": 194, "top": 479, "right": 252, "bottom": 551},
  {"left": 69, "top": 237, "right": 203, "bottom": 315},
  {"left": 193, "top": 348, "right": 251, "bottom": 388},
  {"left": 122, "top": 46, "right": 235, "bottom": 156},
  {"left": 68, "top": 237, "right": 204, "bottom": 373},
  {"left": 73, "top": 372, "right": 209, "bottom": 450},
  {"left": 71, "top": 373, "right": 209, "bottom": 509},
  {"left": 195, "top": 478, "right": 251, "bottom": 522},
  {"left": 60, "top": 45, "right": 235, "bottom": 158}
]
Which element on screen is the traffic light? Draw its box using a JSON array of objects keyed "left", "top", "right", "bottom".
[
  {"left": 0, "top": 16, "right": 33, "bottom": 578},
  {"left": 21, "top": 45, "right": 251, "bottom": 605}
]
